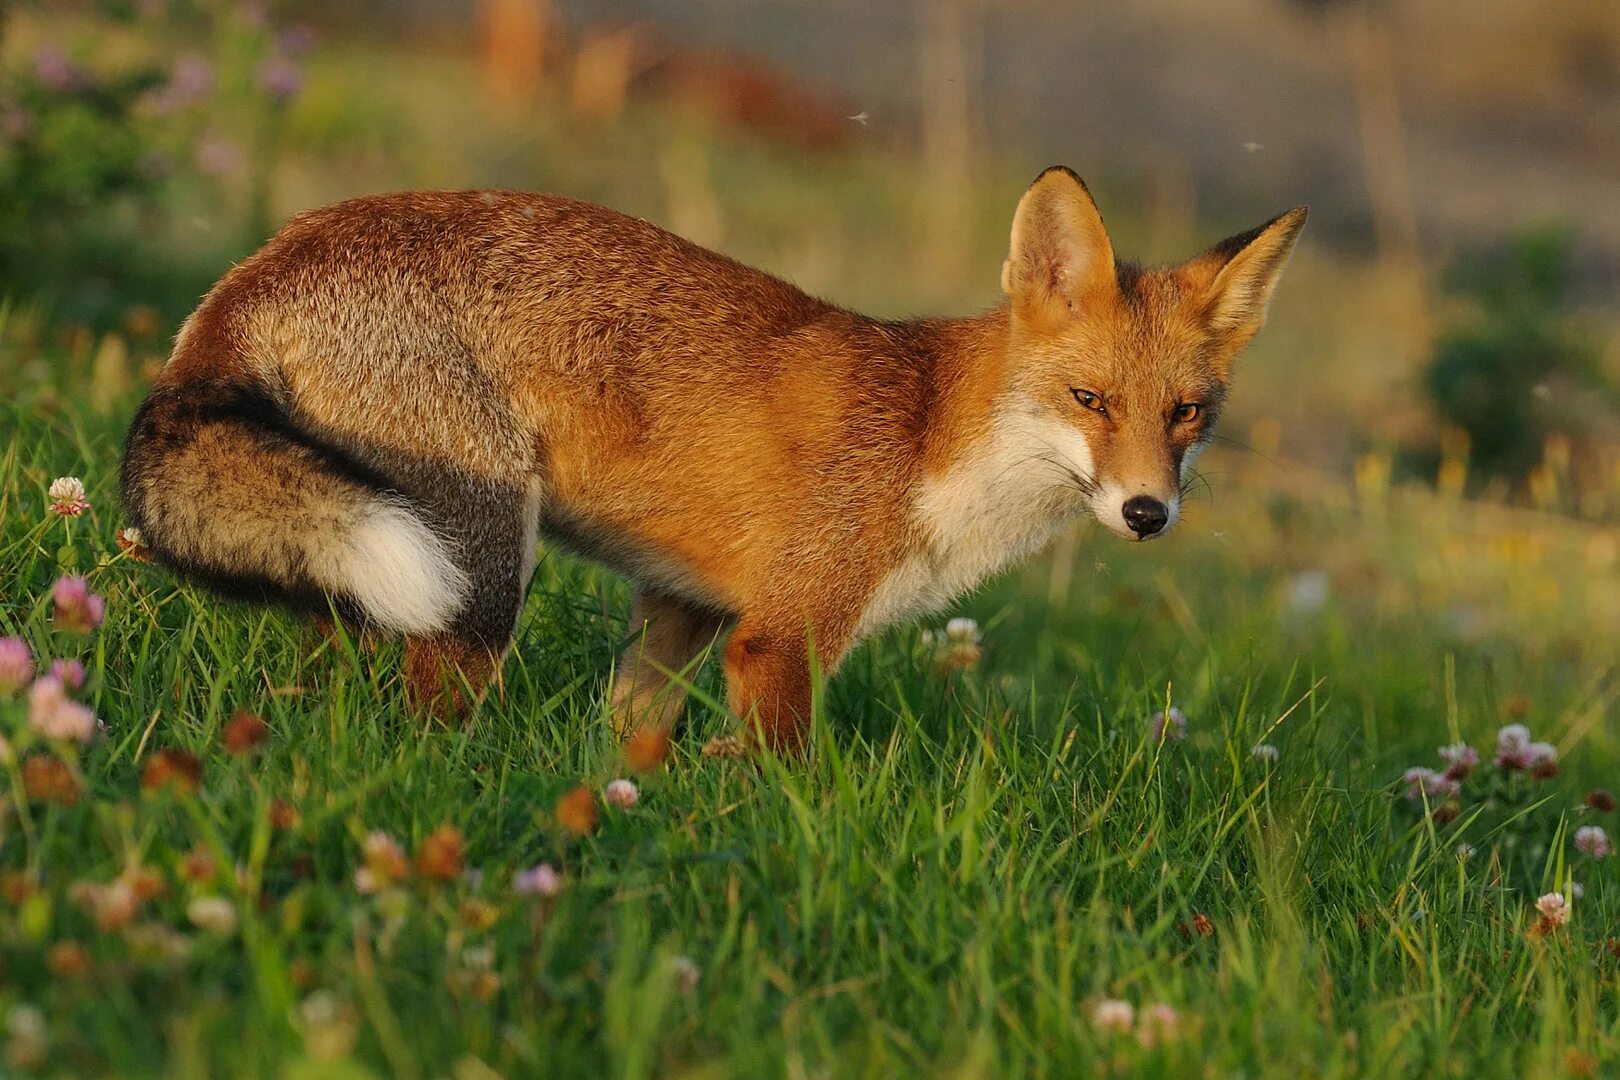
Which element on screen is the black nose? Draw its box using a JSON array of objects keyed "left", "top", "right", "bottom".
[{"left": 1122, "top": 496, "right": 1169, "bottom": 537}]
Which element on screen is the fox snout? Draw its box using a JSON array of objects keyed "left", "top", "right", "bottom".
[
  {"left": 1092, "top": 485, "right": 1181, "bottom": 542},
  {"left": 1121, "top": 494, "right": 1170, "bottom": 538}
]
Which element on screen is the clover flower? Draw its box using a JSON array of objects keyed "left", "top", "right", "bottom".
[
  {"left": 604, "top": 778, "right": 639, "bottom": 809},
  {"left": 355, "top": 831, "right": 408, "bottom": 894},
  {"left": 257, "top": 55, "right": 303, "bottom": 101},
  {"left": 513, "top": 863, "right": 561, "bottom": 898},
  {"left": 52, "top": 576, "right": 105, "bottom": 634},
  {"left": 670, "top": 955, "right": 701, "bottom": 994},
  {"left": 1149, "top": 707, "right": 1187, "bottom": 744},
  {"left": 1528, "top": 742, "right": 1559, "bottom": 780},
  {"left": 47, "top": 476, "right": 88, "bottom": 517},
  {"left": 48, "top": 659, "right": 85, "bottom": 691},
  {"left": 1575, "top": 826, "right": 1610, "bottom": 860},
  {"left": 1136, "top": 1003, "right": 1181, "bottom": 1048},
  {"left": 187, "top": 895, "right": 238, "bottom": 935},
  {"left": 1438, "top": 743, "right": 1478, "bottom": 780},
  {"left": 1252, "top": 743, "right": 1279, "bottom": 764},
  {"left": 1401, "top": 766, "right": 1458, "bottom": 801},
  {"left": 1535, "top": 891, "right": 1569, "bottom": 929},
  {"left": 1495, "top": 724, "right": 1533, "bottom": 770},
  {"left": 27, "top": 676, "right": 96, "bottom": 743},
  {"left": 116, "top": 527, "right": 151, "bottom": 561},
  {"left": 0, "top": 637, "right": 33, "bottom": 695},
  {"left": 1090, "top": 999, "right": 1135, "bottom": 1034}
]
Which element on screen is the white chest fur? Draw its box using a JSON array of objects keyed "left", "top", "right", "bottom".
[{"left": 856, "top": 402, "right": 1094, "bottom": 639}]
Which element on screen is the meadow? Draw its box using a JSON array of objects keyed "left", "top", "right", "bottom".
[{"left": 4, "top": 7, "right": 1620, "bottom": 1078}]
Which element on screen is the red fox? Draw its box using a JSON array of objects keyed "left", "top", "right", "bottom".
[{"left": 121, "top": 167, "right": 1304, "bottom": 751}]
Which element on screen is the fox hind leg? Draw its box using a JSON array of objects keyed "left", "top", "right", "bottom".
[{"left": 403, "top": 479, "right": 545, "bottom": 717}]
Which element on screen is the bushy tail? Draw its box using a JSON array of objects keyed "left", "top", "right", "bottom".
[{"left": 121, "top": 378, "right": 469, "bottom": 634}]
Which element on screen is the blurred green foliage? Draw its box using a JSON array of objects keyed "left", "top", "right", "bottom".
[
  {"left": 1425, "top": 227, "right": 1613, "bottom": 480},
  {"left": 0, "top": 0, "right": 308, "bottom": 328}
]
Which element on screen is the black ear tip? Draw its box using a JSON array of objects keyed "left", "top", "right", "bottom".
[{"left": 1032, "top": 164, "right": 1088, "bottom": 191}]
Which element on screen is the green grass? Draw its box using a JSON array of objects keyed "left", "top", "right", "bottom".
[{"left": 2, "top": 344, "right": 1619, "bottom": 1079}]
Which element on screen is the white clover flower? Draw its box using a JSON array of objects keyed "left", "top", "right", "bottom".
[
  {"left": 1574, "top": 825, "right": 1610, "bottom": 859},
  {"left": 1090, "top": 998, "right": 1135, "bottom": 1034},
  {"left": 186, "top": 895, "right": 238, "bottom": 935},
  {"left": 1535, "top": 892, "right": 1568, "bottom": 926},
  {"left": 47, "top": 476, "right": 88, "bottom": 517},
  {"left": 603, "top": 778, "right": 639, "bottom": 809},
  {"left": 1149, "top": 707, "right": 1187, "bottom": 744}
]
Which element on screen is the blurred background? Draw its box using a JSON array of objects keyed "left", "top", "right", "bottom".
[{"left": 2, "top": 0, "right": 1618, "bottom": 655}]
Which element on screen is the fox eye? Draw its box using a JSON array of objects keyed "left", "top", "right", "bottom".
[
  {"left": 1072, "top": 388, "right": 1105, "bottom": 413},
  {"left": 1174, "top": 403, "right": 1201, "bottom": 423}
]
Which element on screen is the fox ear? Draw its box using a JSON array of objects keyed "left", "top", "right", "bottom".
[
  {"left": 1191, "top": 207, "right": 1308, "bottom": 348},
  {"left": 1002, "top": 166, "right": 1116, "bottom": 316}
]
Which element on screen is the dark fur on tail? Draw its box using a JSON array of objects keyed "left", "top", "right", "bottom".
[{"left": 121, "top": 378, "right": 470, "bottom": 633}]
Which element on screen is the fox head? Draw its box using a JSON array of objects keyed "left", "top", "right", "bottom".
[{"left": 999, "top": 166, "right": 1306, "bottom": 541}]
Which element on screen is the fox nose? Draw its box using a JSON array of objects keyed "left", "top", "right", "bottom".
[{"left": 1122, "top": 495, "right": 1169, "bottom": 538}]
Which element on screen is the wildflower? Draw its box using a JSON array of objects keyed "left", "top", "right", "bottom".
[
  {"left": 1091, "top": 998, "right": 1135, "bottom": 1034},
  {"left": 164, "top": 54, "right": 214, "bottom": 109},
  {"left": 257, "top": 55, "right": 304, "bottom": 101},
  {"left": 1456, "top": 843, "right": 1476, "bottom": 860},
  {"left": 45, "top": 941, "right": 90, "bottom": 979},
  {"left": 355, "top": 832, "right": 408, "bottom": 893},
  {"left": 27, "top": 677, "right": 96, "bottom": 743},
  {"left": 670, "top": 954, "right": 701, "bottom": 994},
  {"left": 513, "top": 863, "right": 561, "bottom": 898},
  {"left": 555, "top": 784, "right": 599, "bottom": 836},
  {"left": 47, "top": 476, "right": 89, "bottom": 517},
  {"left": 5, "top": 1003, "right": 47, "bottom": 1071},
  {"left": 1587, "top": 789, "right": 1617, "bottom": 812},
  {"left": 1571, "top": 881, "right": 1586, "bottom": 901},
  {"left": 1189, "top": 912, "right": 1214, "bottom": 938},
  {"left": 48, "top": 659, "right": 86, "bottom": 691},
  {"left": 1535, "top": 891, "right": 1569, "bottom": 928},
  {"left": 1495, "top": 724, "right": 1533, "bottom": 770},
  {"left": 1528, "top": 742, "right": 1559, "bottom": 780},
  {"left": 116, "top": 526, "right": 151, "bottom": 561},
  {"left": 415, "top": 825, "right": 464, "bottom": 881},
  {"left": 1575, "top": 826, "right": 1610, "bottom": 859},
  {"left": 21, "top": 754, "right": 80, "bottom": 805},
  {"left": 1149, "top": 707, "right": 1187, "bottom": 744},
  {"left": 1136, "top": 1003, "right": 1181, "bottom": 1048},
  {"left": 186, "top": 895, "right": 238, "bottom": 935},
  {"left": 269, "top": 799, "right": 301, "bottom": 831},
  {"left": 938, "top": 616, "right": 983, "bottom": 670},
  {"left": 460, "top": 898, "right": 499, "bottom": 931},
  {"left": 1431, "top": 802, "right": 1461, "bottom": 825},
  {"left": 34, "top": 44, "right": 86, "bottom": 92},
  {"left": 0, "top": 637, "right": 34, "bottom": 695},
  {"left": 624, "top": 725, "right": 671, "bottom": 772},
  {"left": 179, "top": 845, "right": 217, "bottom": 884},
  {"left": 52, "top": 576, "right": 106, "bottom": 634},
  {"left": 70, "top": 878, "right": 138, "bottom": 931},
  {"left": 1438, "top": 743, "right": 1478, "bottom": 780},
  {"left": 142, "top": 748, "right": 202, "bottom": 795},
  {"left": 1251, "top": 743, "right": 1279, "bottom": 764},
  {"left": 222, "top": 710, "right": 270, "bottom": 754},
  {"left": 604, "top": 778, "right": 639, "bottom": 809},
  {"left": 1401, "top": 766, "right": 1458, "bottom": 801}
]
